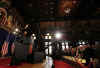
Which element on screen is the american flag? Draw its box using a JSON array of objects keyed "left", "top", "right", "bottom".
[
  {"left": 0, "top": 15, "right": 7, "bottom": 25},
  {"left": 1, "top": 35, "right": 9, "bottom": 56},
  {"left": 11, "top": 43, "right": 15, "bottom": 54},
  {"left": 0, "top": 8, "right": 7, "bottom": 25},
  {"left": 29, "top": 44, "right": 33, "bottom": 54}
]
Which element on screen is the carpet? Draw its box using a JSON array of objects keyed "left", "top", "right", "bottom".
[
  {"left": 0, "top": 58, "right": 17, "bottom": 68},
  {"left": 54, "top": 60, "right": 74, "bottom": 68}
]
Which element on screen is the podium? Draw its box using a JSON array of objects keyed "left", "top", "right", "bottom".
[
  {"left": 10, "top": 41, "right": 29, "bottom": 65},
  {"left": 33, "top": 52, "right": 45, "bottom": 63}
]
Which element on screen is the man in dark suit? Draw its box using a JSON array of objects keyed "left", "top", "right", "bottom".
[{"left": 10, "top": 31, "right": 31, "bottom": 65}]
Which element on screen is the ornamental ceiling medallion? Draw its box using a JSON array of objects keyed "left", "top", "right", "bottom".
[{"left": 58, "top": 0, "right": 77, "bottom": 16}]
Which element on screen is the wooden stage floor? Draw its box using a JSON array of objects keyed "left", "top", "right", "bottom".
[{"left": 17, "top": 63, "right": 44, "bottom": 68}]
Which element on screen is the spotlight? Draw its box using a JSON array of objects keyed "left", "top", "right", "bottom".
[
  {"left": 82, "top": 41, "right": 85, "bottom": 45},
  {"left": 13, "top": 32, "right": 16, "bottom": 35},
  {"left": 13, "top": 28, "right": 20, "bottom": 35},
  {"left": 25, "top": 24, "right": 29, "bottom": 29},
  {"left": 15, "top": 28, "right": 19, "bottom": 32},
  {"left": 32, "top": 34, "right": 35, "bottom": 36},
  {"left": 55, "top": 32, "right": 62, "bottom": 39},
  {"left": 47, "top": 33, "right": 50, "bottom": 36},
  {"left": 49, "top": 36, "right": 52, "bottom": 39}
]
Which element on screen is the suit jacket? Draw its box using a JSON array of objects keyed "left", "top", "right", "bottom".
[{"left": 14, "top": 36, "right": 31, "bottom": 60}]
